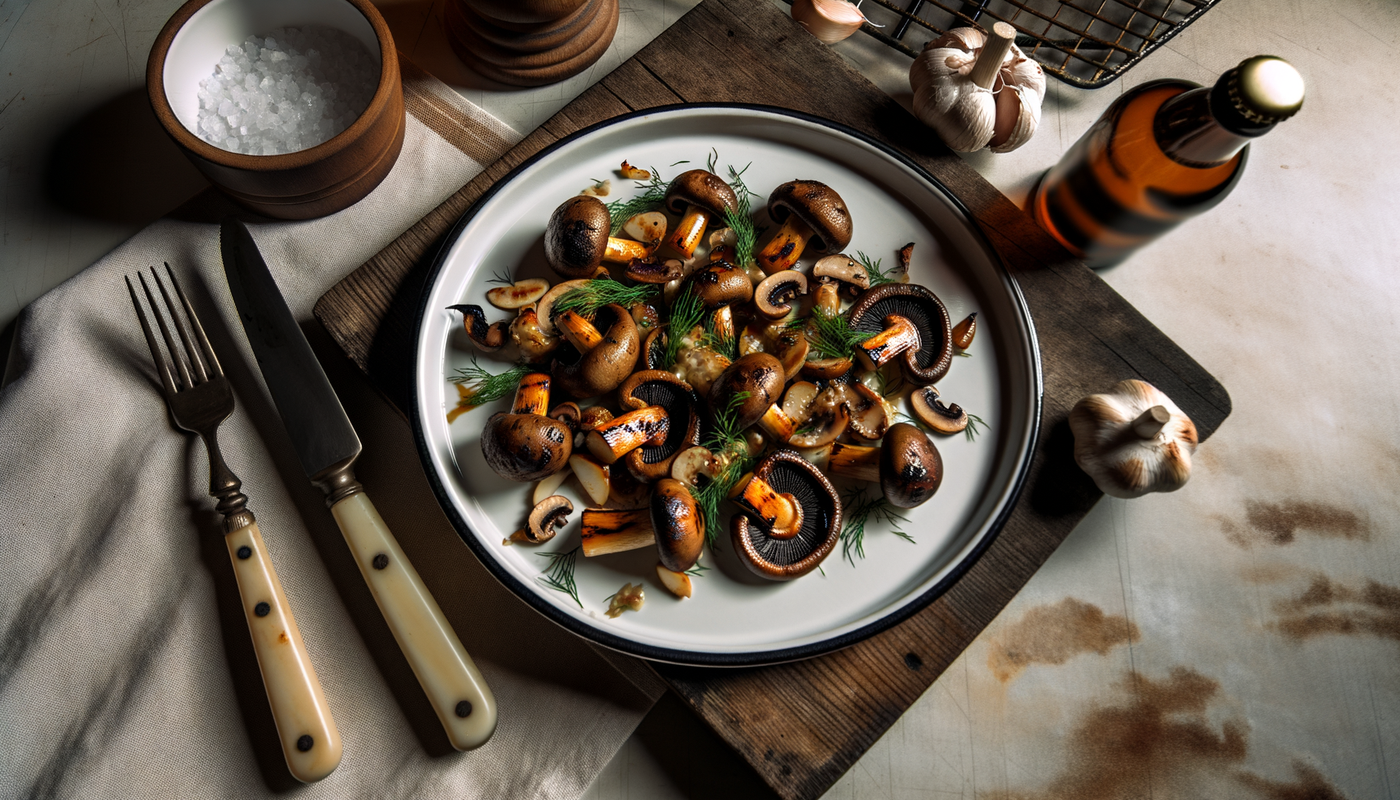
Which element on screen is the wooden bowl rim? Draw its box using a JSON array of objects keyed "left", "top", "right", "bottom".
[{"left": 146, "top": 0, "right": 399, "bottom": 172}]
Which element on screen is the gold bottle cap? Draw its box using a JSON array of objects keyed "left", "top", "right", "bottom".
[{"left": 1230, "top": 55, "right": 1305, "bottom": 124}]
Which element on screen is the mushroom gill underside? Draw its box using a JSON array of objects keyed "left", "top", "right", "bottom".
[
  {"left": 631, "top": 380, "right": 699, "bottom": 464},
  {"left": 745, "top": 461, "right": 836, "bottom": 566},
  {"left": 850, "top": 296, "right": 945, "bottom": 369}
]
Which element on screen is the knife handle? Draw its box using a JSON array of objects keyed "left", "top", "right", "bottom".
[
  {"left": 330, "top": 492, "right": 497, "bottom": 750},
  {"left": 226, "top": 522, "right": 342, "bottom": 782}
]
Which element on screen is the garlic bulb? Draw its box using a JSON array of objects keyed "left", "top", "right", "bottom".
[
  {"left": 1068, "top": 379, "right": 1198, "bottom": 499},
  {"left": 792, "top": 0, "right": 868, "bottom": 45},
  {"left": 909, "top": 22, "right": 1047, "bottom": 153}
]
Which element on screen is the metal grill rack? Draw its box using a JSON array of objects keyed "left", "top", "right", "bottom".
[{"left": 785, "top": 0, "right": 1219, "bottom": 88}]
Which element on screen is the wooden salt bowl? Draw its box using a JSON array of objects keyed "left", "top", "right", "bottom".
[
  {"left": 444, "top": 0, "right": 620, "bottom": 87},
  {"left": 147, "top": 0, "right": 404, "bottom": 220}
]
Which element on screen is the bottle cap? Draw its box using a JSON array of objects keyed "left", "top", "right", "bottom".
[{"left": 1230, "top": 55, "right": 1305, "bottom": 124}]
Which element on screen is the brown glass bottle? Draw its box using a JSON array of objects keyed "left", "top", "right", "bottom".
[{"left": 1032, "top": 56, "right": 1304, "bottom": 267}]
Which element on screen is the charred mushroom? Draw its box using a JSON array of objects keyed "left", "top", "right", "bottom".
[
  {"left": 754, "top": 270, "right": 809, "bottom": 320},
  {"left": 829, "top": 424, "right": 943, "bottom": 508},
  {"left": 486, "top": 278, "right": 550, "bottom": 310},
  {"left": 535, "top": 279, "right": 591, "bottom": 337},
  {"left": 910, "top": 386, "right": 968, "bottom": 434},
  {"left": 730, "top": 450, "right": 842, "bottom": 580},
  {"left": 788, "top": 383, "right": 850, "bottom": 448},
  {"left": 545, "top": 196, "right": 654, "bottom": 278},
  {"left": 757, "top": 180, "right": 854, "bottom": 274},
  {"left": 585, "top": 406, "right": 670, "bottom": 465},
  {"left": 847, "top": 283, "right": 953, "bottom": 386},
  {"left": 551, "top": 303, "right": 641, "bottom": 399},
  {"left": 708, "top": 353, "right": 785, "bottom": 431},
  {"left": 516, "top": 495, "right": 572, "bottom": 543},
  {"left": 853, "top": 314, "right": 921, "bottom": 373},
  {"left": 952, "top": 312, "right": 977, "bottom": 350},
  {"left": 448, "top": 304, "right": 508, "bottom": 352},
  {"left": 844, "top": 382, "right": 895, "bottom": 440},
  {"left": 510, "top": 306, "right": 560, "bottom": 362},
  {"left": 624, "top": 258, "right": 685, "bottom": 285},
  {"left": 651, "top": 478, "right": 705, "bottom": 572},
  {"left": 664, "top": 170, "right": 739, "bottom": 259},
  {"left": 685, "top": 261, "right": 754, "bottom": 309},
  {"left": 811, "top": 254, "right": 871, "bottom": 312},
  {"left": 618, "top": 371, "right": 704, "bottom": 482},
  {"left": 481, "top": 372, "right": 573, "bottom": 482}
]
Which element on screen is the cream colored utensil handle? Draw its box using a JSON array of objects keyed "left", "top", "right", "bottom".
[
  {"left": 330, "top": 492, "right": 497, "bottom": 750},
  {"left": 226, "top": 522, "right": 342, "bottom": 782}
]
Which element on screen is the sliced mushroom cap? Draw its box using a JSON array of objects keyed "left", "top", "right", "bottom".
[
  {"left": 730, "top": 450, "right": 842, "bottom": 581},
  {"left": 482, "top": 411, "right": 573, "bottom": 482},
  {"left": 788, "top": 384, "right": 851, "bottom": 448},
  {"left": 486, "top": 278, "right": 550, "bottom": 310},
  {"left": 767, "top": 180, "right": 853, "bottom": 254},
  {"left": 910, "top": 386, "right": 969, "bottom": 434},
  {"left": 624, "top": 258, "right": 685, "bottom": 285},
  {"left": 847, "top": 283, "right": 953, "bottom": 386},
  {"left": 812, "top": 254, "right": 871, "bottom": 296},
  {"left": 524, "top": 495, "right": 573, "bottom": 543},
  {"left": 800, "top": 356, "right": 852, "bottom": 381},
  {"left": 664, "top": 169, "right": 738, "bottom": 218},
  {"left": 448, "top": 304, "right": 508, "bottom": 351},
  {"left": 549, "top": 401, "right": 582, "bottom": 432},
  {"left": 619, "top": 370, "right": 703, "bottom": 482},
  {"left": 552, "top": 304, "right": 641, "bottom": 399},
  {"left": 630, "top": 301, "right": 661, "bottom": 332},
  {"left": 535, "top": 278, "right": 591, "bottom": 337},
  {"left": 622, "top": 211, "right": 667, "bottom": 247},
  {"left": 708, "top": 353, "right": 785, "bottom": 430},
  {"left": 544, "top": 196, "right": 612, "bottom": 279},
  {"left": 673, "top": 345, "right": 731, "bottom": 397},
  {"left": 845, "top": 382, "right": 895, "bottom": 440},
  {"left": 685, "top": 261, "right": 754, "bottom": 308},
  {"left": 880, "top": 423, "right": 943, "bottom": 508},
  {"left": 754, "top": 270, "right": 809, "bottom": 320},
  {"left": 651, "top": 478, "right": 705, "bottom": 573},
  {"left": 642, "top": 327, "right": 667, "bottom": 371}
]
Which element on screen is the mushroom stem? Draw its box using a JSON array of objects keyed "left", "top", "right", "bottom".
[
  {"left": 969, "top": 21, "right": 1016, "bottom": 90},
  {"left": 604, "top": 237, "right": 654, "bottom": 264},
  {"left": 511, "top": 372, "right": 552, "bottom": 416},
  {"left": 814, "top": 281, "right": 841, "bottom": 315},
  {"left": 712, "top": 304, "right": 735, "bottom": 342},
  {"left": 829, "top": 442, "right": 881, "bottom": 482},
  {"left": 586, "top": 406, "right": 670, "bottom": 464},
  {"left": 854, "top": 314, "right": 922, "bottom": 372},
  {"left": 667, "top": 205, "right": 710, "bottom": 259},
  {"left": 580, "top": 508, "right": 656, "bottom": 557},
  {"left": 1132, "top": 405, "right": 1172, "bottom": 440},
  {"left": 556, "top": 310, "right": 604, "bottom": 353},
  {"left": 757, "top": 216, "right": 814, "bottom": 274},
  {"left": 733, "top": 473, "right": 804, "bottom": 540},
  {"left": 756, "top": 404, "right": 797, "bottom": 443}
]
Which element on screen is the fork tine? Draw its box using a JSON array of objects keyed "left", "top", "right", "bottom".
[
  {"left": 139, "top": 272, "right": 193, "bottom": 390},
  {"left": 164, "top": 262, "right": 223, "bottom": 378},
  {"left": 151, "top": 265, "right": 209, "bottom": 385},
  {"left": 127, "top": 276, "right": 179, "bottom": 398}
]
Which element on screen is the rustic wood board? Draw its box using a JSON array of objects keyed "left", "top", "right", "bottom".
[{"left": 314, "top": 1, "right": 1232, "bottom": 797}]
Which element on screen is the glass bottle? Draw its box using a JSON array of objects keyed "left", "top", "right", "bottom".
[{"left": 1032, "top": 56, "right": 1304, "bottom": 268}]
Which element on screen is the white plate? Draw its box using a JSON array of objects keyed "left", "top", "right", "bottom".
[{"left": 411, "top": 105, "right": 1041, "bottom": 666}]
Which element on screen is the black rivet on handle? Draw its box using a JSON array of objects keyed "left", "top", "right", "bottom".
[
  {"left": 455, "top": 700, "right": 473, "bottom": 718},
  {"left": 297, "top": 735, "right": 314, "bottom": 752},
  {"left": 237, "top": 546, "right": 252, "bottom": 559},
  {"left": 254, "top": 602, "right": 270, "bottom": 617},
  {"left": 372, "top": 553, "right": 389, "bottom": 570}
]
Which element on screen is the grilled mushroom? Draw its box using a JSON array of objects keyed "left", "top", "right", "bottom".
[
  {"left": 853, "top": 314, "right": 921, "bottom": 373},
  {"left": 754, "top": 270, "right": 809, "bottom": 320},
  {"left": 730, "top": 450, "right": 842, "bottom": 580},
  {"left": 664, "top": 170, "right": 739, "bottom": 259},
  {"left": 544, "top": 196, "right": 652, "bottom": 278},
  {"left": 518, "top": 495, "right": 572, "bottom": 543},
  {"left": 551, "top": 303, "right": 641, "bottom": 399},
  {"left": 585, "top": 406, "right": 670, "bottom": 465},
  {"left": 448, "top": 304, "right": 508, "bottom": 352},
  {"left": 486, "top": 278, "right": 550, "bottom": 310},
  {"left": 952, "top": 312, "right": 977, "bottom": 350},
  {"left": 880, "top": 423, "right": 943, "bottom": 508},
  {"left": 535, "top": 279, "right": 591, "bottom": 337},
  {"left": 757, "top": 180, "right": 854, "bottom": 274},
  {"left": 510, "top": 306, "right": 560, "bottom": 362},
  {"left": 618, "top": 371, "right": 704, "bottom": 482},
  {"left": 651, "top": 478, "right": 705, "bottom": 572},
  {"left": 481, "top": 373, "right": 573, "bottom": 482},
  {"left": 708, "top": 353, "right": 785, "bottom": 430},
  {"left": 909, "top": 386, "right": 968, "bottom": 434},
  {"left": 847, "top": 283, "right": 953, "bottom": 386},
  {"left": 685, "top": 261, "right": 754, "bottom": 309}
]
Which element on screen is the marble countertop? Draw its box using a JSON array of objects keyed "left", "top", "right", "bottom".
[{"left": 3, "top": 0, "right": 1396, "bottom": 797}]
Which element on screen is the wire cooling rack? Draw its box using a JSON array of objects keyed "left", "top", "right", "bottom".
[{"left": 784, "top": 0, "right": 1219, "bottom": 88}]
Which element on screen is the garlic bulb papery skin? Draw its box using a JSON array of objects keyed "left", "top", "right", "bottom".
[
  {"left": 1068, "top": 379, "right": 1198, "bottom": 499},
  {"left": 910, "top": 24, "right": 1047, "bottom": 153},
  {"left": 791, "top": 0, "right": 868, "bottom": 44}
]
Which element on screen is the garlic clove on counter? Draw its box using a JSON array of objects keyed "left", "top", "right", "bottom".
[
  {"left": 791, "top": 0, "right": 870, "bottom": 45},
  {"left": 910, "top": 22, "right": 1046, "bottom": 153},
  {"left": 1068, "top": 379, "right": 1198, "bottom": 499}
]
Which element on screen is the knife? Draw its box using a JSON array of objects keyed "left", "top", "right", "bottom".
[{"left": 221, "top": 218, "right": 497, "bottom": 751}]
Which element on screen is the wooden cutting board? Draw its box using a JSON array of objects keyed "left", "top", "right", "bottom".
[{"left": 314, "top": 1, "right": 1232, "bottom": 797}]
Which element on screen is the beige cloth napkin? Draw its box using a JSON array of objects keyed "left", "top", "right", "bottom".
[{"left": 0, "top": 61, "right": 662, "bottom": 799}]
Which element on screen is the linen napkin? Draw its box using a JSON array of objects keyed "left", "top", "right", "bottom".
[{"left": 0, "top": 59, "right": 661, "bottom": 799}]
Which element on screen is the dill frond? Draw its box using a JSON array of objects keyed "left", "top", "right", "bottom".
[
  {"left": 695, "top": 452, "right": 753, "bottom": 550},
  {"left": 722, "top": 162, "right": 763, "bottom": 269},
  {"left": 839, "top": 486, "right": 914, "bottom": 565},
  {"left": 965, "top": 413, "right": 988, "bottom": 442},
  {"left": 486, "top": 267, "right": 514, "bottom": 286},
  {"left": 705, "top": 391, "right": 752, "bottom": 454},
  {"left": 604, "top": 167, "right": 668, "bottom": 234},
  {"left": 801, "top": 307, "right": 874, "bottom": 361},
  {"left": 684, "top": 561, "right": 710, "bottom": 578},
  {"left": 449, "top": 355, "right": 529, "bottom": 406},
  {"left": 662, "top": 287, "right": 706, "bottom": 368},
  {"left": 537, "top": 546, "right": 582, "bottom": 608},
  {"left": 552, "top": 276, "right": 658, "bottom": 319},
  {"left": 670, "top": 159, "right": 690, "bottom": 166},
  {"left": 855, "top": 250, "right": 900, "bottom": 287},
  {"left": 702, "top": 313, "right": 739, "bottom": 361}
]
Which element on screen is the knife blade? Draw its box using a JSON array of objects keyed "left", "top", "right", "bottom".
[{"left": 221, "top": 218, "right": 496, "bottom": 751}]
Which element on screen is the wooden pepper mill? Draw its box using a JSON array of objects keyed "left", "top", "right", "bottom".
[{"left": 444, "top": 0, "right": 621, "bottom": 87}]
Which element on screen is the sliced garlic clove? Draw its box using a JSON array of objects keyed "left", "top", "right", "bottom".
[
  {"left": 655, "top": 563, "right": 693, "bottom": 598},
  {"left": 569, "top": 454, "right": 611, "bottom": 506},
  {"left": 533, "top": 467, "right": 572, "bottom": 506}
]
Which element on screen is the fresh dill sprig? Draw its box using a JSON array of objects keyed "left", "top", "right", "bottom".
[
  {"left": 855, "top": 250, "right": 901, "bottom": 287},
  {"left": 536, "top": 546, "right": 582, "bottom": 608},
  {"left": 663, "top": 287, "right": 706, "bottom": 368},
  {"left": 450, "top": 355, "right": 529, "bottom": 406},
  {"left": 670, "top": 159, "right": 690, "bottom": 166},
  {"left": 695, "top": 452, "right": 753, "bottom": 550},
  {"left": 705, "top": 391, "right": 752, "bottom": 454},
  {"left": 702, "top": 313, "right": 739, "bottom": 361},
  {"left": 684, "top": 561, "right": 710, "bottom": 578},
  {"left": 839, "top": 486, "right": 914, "bottom": 565},
  {"left": 799, "top": 307, "right": 874, "bottom": 361},
  {"left": 486, "top": 267, "right": 514, "bottom": 286},
  {"left": 604, "top": 167, "right": 668, "bottom": 235},
  {"left": 722, "top": 162, "right": 763, "bottom": 269},
  {"left": 965, "top": 413, "right": 988, "bottom": 442},
  {"left": 552, "top": 276, "right": 658, "bottom": 319}
]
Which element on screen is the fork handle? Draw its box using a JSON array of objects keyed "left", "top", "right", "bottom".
[
  {"left": 330, "top": 492, "right": 497, "bottom": 750},
  {"left": 226, "top": 523, "right": 342, "bottom": 782}
]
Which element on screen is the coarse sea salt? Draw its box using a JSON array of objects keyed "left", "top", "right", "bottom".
[{"left": 194, "top": 26, "right": 377, "bottom": 156}]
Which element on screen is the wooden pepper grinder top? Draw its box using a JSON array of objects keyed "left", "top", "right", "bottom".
[{"left": 444, "top": 0, "right": 621, "bottom": 87}]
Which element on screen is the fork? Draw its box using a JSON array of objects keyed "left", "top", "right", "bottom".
[{"left": 126, "top": 264, "right": 342, "bottom": 784}]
